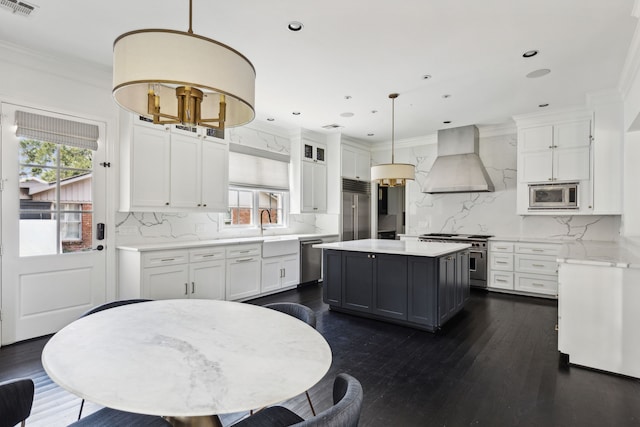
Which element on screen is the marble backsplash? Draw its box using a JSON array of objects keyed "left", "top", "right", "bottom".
[{"left": 377, "top": 131, "right": 621, "bottom": 241}]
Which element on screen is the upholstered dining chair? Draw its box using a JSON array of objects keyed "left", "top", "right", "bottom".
[
  {"left": 263, "top": 302, "right": 317, "bottom": 415},
  {"left": 0, "top": 378, "right": 35, "bottom": 427},
  {"left": 232, "top": 373, "right": 363, "bottom": 427},
  {"left": 76, "top": 299, "right": 152, "bottom": 420},
  {"left": 67, "top": 407, "right": 172, "bottom": 427}
]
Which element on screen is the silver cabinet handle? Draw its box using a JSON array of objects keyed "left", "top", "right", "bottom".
[
  {"left": 236, "top": 258, "right": 254, "bottom": 262},
  {"left": 161, "top": 258, "right": 175, "bottom": 262},
  {"left": 532, "top": 283, "right": 544, "bottom": 287},
  {"left": 532, "top": 249, "right": 544, "bottom": 252},
  {"left": 496, "top": 279, "right": 507, "bottom": 283},
  {"left": 202, "top": 254, "right": 215, "bottom": 258},
  {"left": 496, "top": 261, "right": 508, "bottom": 264},
  {"left": 532, "top": 264, "right": 545, "bottom": 268},
  {"left": 192, "top": 281, "right": 195, "bottom": 294},
  {"left": 184, "top": 283, "right": 188, "bottom": 295}
]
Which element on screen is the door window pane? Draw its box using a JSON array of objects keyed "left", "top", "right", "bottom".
[{"left": 19, "top": 138, "right": 93, "bottom": 256}]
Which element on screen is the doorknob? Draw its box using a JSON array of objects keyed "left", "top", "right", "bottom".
[{"left": 95, "top": 245, "right": 104, "bottom": 251}]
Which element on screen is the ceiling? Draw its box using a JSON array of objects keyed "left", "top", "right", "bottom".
[{"left": 0, "top": 0, "right": 637, "bottom": 144}]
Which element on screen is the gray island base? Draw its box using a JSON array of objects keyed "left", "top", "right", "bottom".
[{"left": 315, "top": 239, "right": 471, "bottom": 332}]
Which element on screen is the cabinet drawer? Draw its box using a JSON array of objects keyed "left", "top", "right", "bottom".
[
  {"left": 226, "top": 244, "right": 261, "bottom": 259},
  {"left": 514, "top": 254, "right": 557, "bottom": 275},
  {"left": 490, "top": 253, "right": 513, "bottom": 271},
  {"left": 515, "top": 242, "right": 559, "bottom": 256},
  {"left": 489, "top": 242, "right": 514, "bottom": 253},
  {"left": 142, "top": 250, "right": 188, "bottom": 267},
  {"left": 515, "top": 273, "right": 558, "bottom": 296},
  {"left": 189, "top": 247, "right": 225, "bottom": 263},
  {"left": 489, "top": 271, "right": 514, "bottom": 290}
]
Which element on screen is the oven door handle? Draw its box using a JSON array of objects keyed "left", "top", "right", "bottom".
[{"left": 469, "top": 250, "right": 484, "bottom": 258}]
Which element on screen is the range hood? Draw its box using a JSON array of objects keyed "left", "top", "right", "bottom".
[{"left": 422, "top": 125, "right": 495, "bottom": 193}]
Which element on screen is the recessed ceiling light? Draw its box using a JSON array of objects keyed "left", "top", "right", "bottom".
[
  {"left": 442, "top": 94, "right": 452, "bottom": 99},
  {"left": 344, "top": 95, "right": 352, "bottom": 100},
  {"left": 538, "top": 103, "right": 549, "bottom": 108},
  {"left": 266, "top": 117, "right": 275, "bottom": 121},
  {"left": 422, "top": 74, "right": 432, "bottom": 80},
  {"left": 340, "top": 112, "right": 354, "bottom": 118},
  {"left": 371, "top": 110, "right": 378, "bottom": 114},
  {"left": 288, "top": 21, "right": 303, "bottom": 31},
  {"left": 522, "top": 50, "right": 539, "bottom": 58},
  {"left": 367, "top": 133, "right": 374, "bottom": 137},
  {"left": 526, "top": 69, "right": 551, "bottom": 78},
  {"left": 292, "top": 111, "right": 301, "bottom": 115},
  {"left": 443, "top": 121, "right": 452, "bottom": 124}
]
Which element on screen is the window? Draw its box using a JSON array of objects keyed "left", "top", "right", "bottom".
[
  {"left": 59, "top": 203, "right": 82, "bottom": 241},
  {"left": 224, "top": 188, "right": 288, "bottom": 228}
]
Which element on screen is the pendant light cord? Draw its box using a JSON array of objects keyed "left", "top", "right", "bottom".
[
  {"left": 188, "top": 0, "right": 193, "bottom": 34},
  {"left": 389, "top": 93, "right": 399, "bottom": 164}
]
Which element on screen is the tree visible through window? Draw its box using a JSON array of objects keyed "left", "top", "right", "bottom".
[
  {"left": 19, "top": 139, "right": 93, "bottom": 256},
  {"left": 225, "top": 188, "right": 287, "bottom": 228}
]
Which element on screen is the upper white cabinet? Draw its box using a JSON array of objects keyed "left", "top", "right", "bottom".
[
  {"left": 119, "top": 113, "right": 228, "bottom": 212},
  {"left": 290, "top": 130, "right": 328, "bottom": 214},
  {"left": 341, "top": 144, "right": 371, "bottom": 181},
  {"left": 518, "top": 119, "right": 591, "bottom": 183}
]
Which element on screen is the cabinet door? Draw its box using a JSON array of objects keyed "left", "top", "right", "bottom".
[
  {"left": 201, "top": 137, "right": 229, "bottom": 211},
  {"left": 313, "top": 163, "right": 327, "bottom": 212},
  {"left": 554, "top": 146, "right": 590, "bottom": 181},
  {"left": 438, "top": 255, "right": 456, "bottom": 324},
  {"left": 341, "top": 147, "right": 356, "bottom": 179},
  {"left": 372, "top": 254, "right": 407, "bottom": 320},
  {"left": 519, "top": 125, "right": 553, "bottom": 152},
  {"left": 323, "top": 250, "right": 343, "bottom": 306},
  {"left": 355, "top": 151, "right": 371, "bottom": 181},
  {"left": 190, "top": 260, "right": 225, "bottom": 300},
  {"left": 301, "top": 162, "right": 315, "bottom": 212},
  {"left": 457, "top": 251, "right": 470, "bottom": 305},
  {"left": 170, "top": 133, "right": 201, "bottom": 209},
  {"left": 261, "top": 258, "right": 282, "bottom": 293},
  {"left": 226, "top": 258, "right": 261, "bottom": 300},
  {"left": 521, "top": 150, "right": 553, "bottom": 182},
  {"left": 143, "top": 264, "right": 189, "bottom": 300},
  {"left": 342, "top": 252, "right": 372, "bottom": 313},
  {"left": 281, "top": 255, "right": 300, "bottom": 288},
  {"left": 554, "top": 120, "right": 591, "bottom": 150},
  {"left": 407, "top": 257, "right": 438, "bottom": 327},
  {"left": 131, "top": 126, "right": 171, "bottom": 208}
]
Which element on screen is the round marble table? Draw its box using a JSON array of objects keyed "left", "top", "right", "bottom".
[{"left": 42, "top": 299, "right": 332, "bottom": 426}]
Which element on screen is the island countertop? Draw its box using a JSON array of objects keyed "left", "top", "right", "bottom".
[{"left": 314, "top": 238, "right": 471, "bottom": 257}]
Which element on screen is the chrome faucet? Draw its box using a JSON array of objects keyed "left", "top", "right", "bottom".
[{"left": 260, "top": 209, "right": 272, "bottom": 236}]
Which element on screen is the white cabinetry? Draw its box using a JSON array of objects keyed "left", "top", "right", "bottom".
[
  {"left": 119, "top": 113, "right": 228, "bottom": 212},
  {"left": 488, "top": 240, "right": 559, "bottom": 297},
  {"left": 518, "top": 120, "right": 591, "bottom": 183},
  {"left": 290, "top": 130, "right": 328, "bottom": 214},
  {"left": 225, "top": 244, "right": 262, "bottom": 301},
  {"left": 119, "top": 247, "right": 226, "bottom": 300},
  {"left": 262, "top": 256, "right": 299, "bottom": 293},
  {"left": 514, "top": 110, "right": 595, "bottom": 215},
  {"left": 342, "top": 145, "right": 371, "bottom": 181}
]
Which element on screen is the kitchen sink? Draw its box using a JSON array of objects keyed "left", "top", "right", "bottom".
[{"left": 262, "top": 237, "right": 299, "bottom": 258}]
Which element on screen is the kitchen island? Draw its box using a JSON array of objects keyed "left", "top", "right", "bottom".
[{"left": 315, "top": 239, "right": 471, "bottom": 332}]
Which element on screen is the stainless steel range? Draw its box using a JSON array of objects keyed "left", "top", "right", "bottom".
[{"left": 418, "top": 233, "right": 492, "bottom": 288}]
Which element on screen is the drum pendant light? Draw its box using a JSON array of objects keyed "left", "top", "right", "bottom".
[
  {"left": 112, "top": 0, "right": 255, "bottom": 133},
  {"left": 371, "top": 93, "right": 415, "bottom": 187}
]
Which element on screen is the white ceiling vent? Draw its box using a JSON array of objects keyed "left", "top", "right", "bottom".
[{"left": 1, "top": 0, "right": 38, "bottom": 17}]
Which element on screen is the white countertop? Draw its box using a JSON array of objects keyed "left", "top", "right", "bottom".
[
  {"left": 314, "top": 238, "right": 471, "bottom": 257},
  {"left": 42, "top": 299, "right": 332, "bottom": 417},
  {"left": 557, "top": 238, "right": 640, "bottom": 269},
  {"left": 118, "top": 233, "right": 339, "bottom": 252}
]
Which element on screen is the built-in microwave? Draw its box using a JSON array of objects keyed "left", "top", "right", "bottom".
[{"left": 528, "top": 182, "right": 578, "bottom": 210}]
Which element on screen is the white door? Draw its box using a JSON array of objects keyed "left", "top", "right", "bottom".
[{"left": 1, "top": 103, "right": 108, "bottom": 345}]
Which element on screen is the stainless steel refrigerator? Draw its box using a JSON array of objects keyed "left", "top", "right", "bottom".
[{"left": 342, "top": 178, "right": 371, "bottom": 241}]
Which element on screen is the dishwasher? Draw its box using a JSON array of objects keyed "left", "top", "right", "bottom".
[{"left": 300, "top": 239, "right": 323, "bottom": 284}]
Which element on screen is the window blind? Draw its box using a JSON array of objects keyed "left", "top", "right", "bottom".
[
  {"left": 228, "top": 144, "right": 290, "bottom": 190},
  {"left": 15, "top": 110, "right": 99, "bottom": 150}
]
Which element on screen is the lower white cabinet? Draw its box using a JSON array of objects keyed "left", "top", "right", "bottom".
[
  {"left": 262, "top": 255, "right": 299, "bottom": 293},
  {"left": 120, "top": 247, "right": 226, "bottom": 300},
  {"left": 488, "top": 240, "right": 559, "bottom": 297},
  {"left": 226, "top": 244, "right": 262, "bottom": 301}
]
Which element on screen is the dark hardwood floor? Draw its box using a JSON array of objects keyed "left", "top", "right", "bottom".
[{"left": 2, "top": 284, "right": 640, "bottom": 426}]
